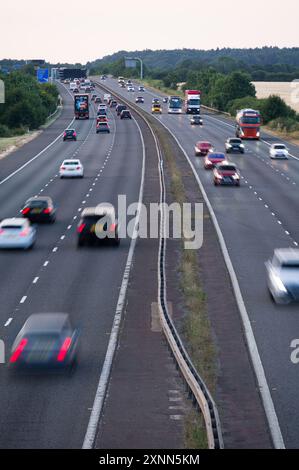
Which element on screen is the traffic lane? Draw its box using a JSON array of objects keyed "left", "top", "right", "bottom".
[
  {"left": 0, "top": 111, "right": 143, "bottom": 448},
  {"left": 0, "top": 82, "right": 75, "bottom": 183},
  {"left": 0, "top": 114, "right": 107, "bottom": 320}
]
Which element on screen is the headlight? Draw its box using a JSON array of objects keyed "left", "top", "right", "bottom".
[
  {"left": 240, "top": 144, "right": 244, "bottom": 148},
  {"left": 256, "top": 132, "right": 260, "bottom": 137},
  {"left": 232, "top": 174, "right": 240, "bottom": 180}
]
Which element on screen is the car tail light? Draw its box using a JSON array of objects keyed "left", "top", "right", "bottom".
[
  {"left": 60, "top": 166, "right": 66, "bottom": 170},
  {"left": 73, "top": 133, "right": 77, "bottom": 137},
  {"left": 63, "top": 132, "right": 66, "bottom": 137},
  {"left": 22, "top": 207, "right": 30, "bottom": 215},
  {"left": 57, "top": 337, "right": 72, "bottom": 362},
  {"left": 110, "top": 223, "right": 116, "bottom": 232},
  {"left": 0, "top": 229, "right": 4, "bottom": 235},
  {"left": 43, "top": 207, "right": 52, "bottom": 214},
  {"left": 20, "top": 228, "right": 30, "bottom": 237},
  {"left": 76, "top": 166, "right": 81, "bottom": 170},
  {"left": 10, "top": 338, "right": 28, "bottom": 363},
  {"left": 77, "top": 223, "right": 86, "bottom": 233}
]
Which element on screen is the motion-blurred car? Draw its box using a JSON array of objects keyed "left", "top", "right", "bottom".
[
  {"left": 266, "top": 249, "right": 299, "bottom": 304},
  {"left": 9, "top": 313, "right": 79, "bottom": 370},
  {"left": 63, "top": 129, "right": 77, "bottom": 141},
  {"left": 100, "top": 75, "right": 106, "bottom": 80},
  {"left": 95, "top": 96, "right": 102, "bottom": 103},
  {"left": 138, "top": 86, "right": 145, "bottom": 92},
  {"left": 96, "top": 115, "right": 108, "bottom": 124},
  {"left": 109, "top": 100, "right": 118, "bottom": 108},
  {"left": 22, "top": 197, "right": 56, "bottom": 223},
  {"left": 190, "top": 115, "right": 203, "bottom": 125},
  {"left": 120, "top": 110, "right": 132, "bottom": 119},
  {"left": 225, "top": 138, "right": 245, "bottom": 154},
  {"left": 73, "top": 87, "right": 79, "bottom": 93},
  {"left": 116, "top": 104, "right": 127, "bottom": 116},
  {"left": 104, "top": 93, "right": 111, "bottom": 102},
  {"left": 0, "top": 218, "right": 36, "bottom": 250},
  {"left": 213, "top": 162, "right": 240, "bottom": 186},
  {"left": 85, "top": 87, "right": 91, "bottom": 93},
  {"left": 77, "top": 205, "right": 120, "bottom": 246},
  {"left": 194, "top": 141, "right": 213, "bottom": 156},
  {"left": 204, "top": 152, "right": 226, "bottom": 169},
  {"left": 152, "top": 103, "right": 162, "bottom": 114},
  {"left": 270, "top": 143, "right": 289, "bottom": 159},
  {"left": 59, "top": 159, "right": 84, "bottom": 178},
  {"left": 96, "top": 122, "right": 110, "bottom": 133},
  {"left": 135, "top": 96, "right": 144, "bottom": 104},
  {"left": 97, "top": 108, "right": 107, "bottom": 116}
]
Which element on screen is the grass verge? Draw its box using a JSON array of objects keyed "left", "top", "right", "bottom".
[{"left": 148, "top": 117, "right": 216, "bottom": 449}]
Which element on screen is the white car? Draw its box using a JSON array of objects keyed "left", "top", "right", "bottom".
[
  {"left": 103, "top": 93, "right": 111, "bottom": 102},
  {"left": 138, "top": 86, "right": 145, "bottom": 92},
  {"left": 270, "top": 143, "right": 289, "bottom": 159},
  {"left": 127, "top": 86, "right": 135, "bottom": 92},
  {"left": 59, "top": 159, "right": 84, "bottom": 178},
  {"left": 266, "top": 249, "right": 299, "bottom": 304},
  {"left": 0, "top": 218, "right": 36, "bottom": 250}
]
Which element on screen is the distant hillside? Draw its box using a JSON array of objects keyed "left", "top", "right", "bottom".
[{"left": 87, "top": 47, "right": 299, "bottom": 71}]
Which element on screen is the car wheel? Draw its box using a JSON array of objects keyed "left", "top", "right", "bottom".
[{"left": 77, "top": 239, "right": 84, "bottom": 247}]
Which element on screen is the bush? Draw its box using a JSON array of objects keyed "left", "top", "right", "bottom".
[{"left": 267, "top": 117, "right": 299, "bottom": 133}]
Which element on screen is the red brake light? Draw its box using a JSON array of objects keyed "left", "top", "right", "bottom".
[
  {"left": 57, "top": 337, "right": 72, "bottom": 362},
  {"left": 76, "top": 166, "right": 80, "bottom": 170},
  {"left": 20, "top": 228, "right": 30, "bottom": 237},
  {"left": 22, "top": 207, "right": 30, "bottom": 215},
  {"left": 43, "top": 207, "right": 52, "bottom": 214},
  {"left": 110, "top": 223, "right": 116, "bottom": 232},
  {"left": 61, "top": 166, "right": 66, "bottom": 170},
  {"left": 10, "top": 338, "right": 28, "bottom": 363},
  {"left": 77, "top": 223, "right": 86, "bottom": 233}
]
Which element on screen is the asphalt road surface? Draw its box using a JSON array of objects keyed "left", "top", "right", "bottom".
[{"left": 99, "top": 77, "right": 299, "bottom": 449}]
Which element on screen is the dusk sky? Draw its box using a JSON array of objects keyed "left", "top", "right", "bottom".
[{"left": 1, "top": 0, "right": 299, "bottom": 63}]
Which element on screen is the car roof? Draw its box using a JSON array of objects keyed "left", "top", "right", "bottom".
[
  {"left": 274, "top": 249, "right": 299, "bottom": 264},
  {"left": 62, "top": 159, "right": 81, "bottom": 164},
  {"left": 216, "top": 162, "right": 236, "bottom": 168},
  {"left": 208, "top": 152, "right": 225, "bottom": 157},
  {"left": 272, "top": 143, "right": 286, "bottom": 147},
  {"left": 82, "top": 206, "right": 115, "bottom": 217},
  {"left": 21, "top": 313, "right": 71, "bottom": 335},
  {"left": 26, "top": 196, "right": 53, "bottom": 204},
  {"left": 0, "top": 218, "right": 27, "bottom": 226}
]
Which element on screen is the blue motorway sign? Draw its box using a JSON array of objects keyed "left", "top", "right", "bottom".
[{"left": 37, "top": 68, "right": 49, "bottom": 83}]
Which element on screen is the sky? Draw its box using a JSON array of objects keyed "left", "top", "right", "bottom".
[{"left": 1, "top": 0, "right": 299, "bottom": 64}]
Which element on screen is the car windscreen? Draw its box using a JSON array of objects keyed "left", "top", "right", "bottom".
[
  {"left": 1, "top": 225, "right": 23, "bottom": 230},
  {"left": 218, "top": 166, "right": 236, "bottom": 171},
  {"left": 281, "top": 263, "right": 299, "bottom": 268},
  {"left": 229, "top": 139, "right": 241, "bottom": 144},
  {"left": 64, "top": 161, "right": 79, "bottom": 166},
  {"left": 28, "top": 200, "right": 48, "bottom": 208},
  {"left": 274, "top": 145, "right": 286, "bottom": 150}
]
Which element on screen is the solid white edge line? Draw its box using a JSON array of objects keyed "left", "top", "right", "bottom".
[
  {"left": 151, "top": 115, "right": 285, "bottom": 449},
  {"left": 82, "top": 110, "right": 145, "bottom": 449}
]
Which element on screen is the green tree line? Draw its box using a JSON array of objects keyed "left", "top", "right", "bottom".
[{"left": 0, "top": 69, "right": 59, "bottom": 137}]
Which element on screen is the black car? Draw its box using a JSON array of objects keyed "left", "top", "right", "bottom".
[
  {"left": 21, "top": 196, "right": 56, "bottom": 223},
  {"left": 77, "top": 206, "right": 119, "bottom": 246},
  {"left": 135, "top": 96, "right": 144, "bottom": 104},
  {"left": 190, "top": 115, "right": 203, "bottom": 125},
  {"left": 9, "top": 313, "right": 79, "bottom": 370},
  {"left": 120, "top": 110, "right": 132, "bottom": 119},
  {"left": 116, "top": 104, "right": 127, "bottom": 116},
  {"left": 63, "top": 129, "right": 77, "bottom": 141},
  {"left": 110, "top": 100, "right": 118, "bottom": 108},
  {"left": 225, "top": 138, "right": 245, "bottom": 154},
  {"left": 95, "top": 96, "right": 102, "bottom": 103}
]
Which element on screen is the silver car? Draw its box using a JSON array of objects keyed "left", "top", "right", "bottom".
[
  {"left": 0, "top": 218, "right": 36, "bottom": 249},
  {"left": 266, "top": 248, "right": 299, "bottom": 304}
]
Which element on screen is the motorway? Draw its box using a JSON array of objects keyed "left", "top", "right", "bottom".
[
  {"left": 97, "top": 77, "right": 299, "bottom": 448},
  {"left": 0, "top": 82, "right": 145, "bottom": 448}
]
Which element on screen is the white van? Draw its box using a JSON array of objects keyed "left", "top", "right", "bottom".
[{"left": 104, "top": 93, "right": 111, "bottom": 102}]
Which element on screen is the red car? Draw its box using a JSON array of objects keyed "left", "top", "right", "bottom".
[
  {"left": 213, "top": 162, "right": 240, "bottom": 186},
  {"left": 96, "top": 115, "right": 108, "bottom": 124},
  {"left": 204, "top": 152, "right": 225, "bottom": 169},
  {"left": 194, "top": 141, "right": 213, "bottom": 156}
]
